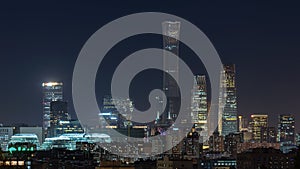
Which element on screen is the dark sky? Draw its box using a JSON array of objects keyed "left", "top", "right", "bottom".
[{"left": 0, "top": 1, "right": 299, "bottom": 131}]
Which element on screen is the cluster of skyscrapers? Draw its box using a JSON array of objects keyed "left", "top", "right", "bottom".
[{"left": 0, "top": 20, "right": 299, "bottom": 169}]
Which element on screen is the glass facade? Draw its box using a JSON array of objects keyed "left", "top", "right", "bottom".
[
  {"left": 278, "top": 114, "right": 295, "bottom": 153},
  {"left": 42, "top": 82, "right": 63, "bottom": 136},
  {"left": 162, "top": 21, "right": 180, "bottom": 123},
  {"left": 49, "top": 101, "right": 70, "bottom": 137},
  {"left": 219, "top": 64, "right": 237, "bottom": 136},
  {"left": 191, "top": 75, "right": 208, "bottom": 141}
]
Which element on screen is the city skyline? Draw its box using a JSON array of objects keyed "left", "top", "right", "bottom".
[
  {"left": 1, "top": 1, "right": 300, "bottom": 168},
  {"left": 0, "top": 1, "right": 299, "bottom": 132}
]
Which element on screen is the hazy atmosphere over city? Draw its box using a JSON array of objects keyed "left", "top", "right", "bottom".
[
  {"left": 0, "top": 1, "right": 299, "bottom": 130},
  {"left": 1, "top": 1, "right": 300, "bottom": 168}
]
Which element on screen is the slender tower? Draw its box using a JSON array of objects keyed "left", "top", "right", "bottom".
[
  {"left": 161, "top": 21, "right": 180, "bottom": 124},
  {"left": 219, "top": 64, "right": 238, "bottom": 136},
  {"left": 191, "top": 75, "right": 208, "bottom": 141}
]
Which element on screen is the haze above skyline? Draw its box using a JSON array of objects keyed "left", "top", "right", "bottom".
[{"left": 0, "top": 1, "right": 299, "bottom": 131}]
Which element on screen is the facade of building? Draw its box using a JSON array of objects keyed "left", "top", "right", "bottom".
[
  {"left": 208, "top": 131, "right": 224, "bottom": 152},
  {"left": 261, "top": 126, "right": 277, "bottom": 143},
  {"left": 238, "top": 115, "right": 248, "bottom": 132},
  {"left": 19, "top": 127, "right": 43, "bottom": 146},
  {"left": 278, "top": 114, "right": 296, "bottom": 153},
  {"left": 224, "top": 132, "right": 243, "bottom": 158},
  {"left": 161, "top": 21, "right": 180, "bottom": 124},
  {"left": 48, "top": 101, "right": 70, "bottom": 137},
  {"left": 249, "top": 114, "right": 268, "bottom": 142},
  {"left": 54, "top": 120, "right": 84, "bottom": 136},
  {"left": 8, "top": 134, "right": 40, "bottom": 150},
  {"left": 0, "top": 127, "right": 14, "bottom": 151},
  {"left": 219, "top": 64, "right": 237, "bottom": 136},
  {"left": 191, "top": 75, "right": 208, "bottom": 143},
  {"left": 237, "top": 148, "right": 296, "bottom": 169},
  {"left": 42, "top": 82, "right": 63, "bottom": 138},
  {"left": 100, "top": 96, "right": 133, "bottom": 129},
  {"left": 237, "top": 142, "right": 280, "bottom": 154}
]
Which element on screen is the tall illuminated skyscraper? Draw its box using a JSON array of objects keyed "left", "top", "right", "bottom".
[
  {"left": 191, "top": 75, "right": 208, "bottom": 141},
  {"left": 42, "top": 82, "right": 63, "bottom": 137},
  {"left": 249, "top": 114, "right": 268, "bottom": 142},
  {"left": 219, "top": 64, "right": 238, "bottom": 136},
  {"left": 161, "top": 21, "right": 180, "bottom": 123}
]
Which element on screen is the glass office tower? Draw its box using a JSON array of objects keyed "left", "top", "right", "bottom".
[
  {"left": 191, "top": 75, "right": 208, "bottom": 141},
  {"left": 219, "top": 64, "right": 237, "bottom": 136},
  {"left": 42, "top": 82, "right": 63, "bottom": 138},
  {"left": 161, "top": 21, "right": 180, "bottom": 124},
  {"left": 278, "top": 114, "right": 296, "bottom": 153}
]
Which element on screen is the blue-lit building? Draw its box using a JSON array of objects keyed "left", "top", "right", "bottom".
[
  {"left": 278, "top": 114, "right": 296, "bottom": 153},
  {"left": 40, "top": 133, "right": 111, "bottom": 150},
  {"left": 0, "top": 127, "right": 14, "bottom": 151},
  {"left": 8, "top": 134, "right": 40, "bottom": 151},
  {"left": 42, "top": 82, "right": 63, "bottom": 138}
]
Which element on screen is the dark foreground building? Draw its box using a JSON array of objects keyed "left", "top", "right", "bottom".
[{"left": 237, "top": 148, "right": 297, "bottom": 169}]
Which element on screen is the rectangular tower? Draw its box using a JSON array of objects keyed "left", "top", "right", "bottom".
[
  {"left": 162, "top": 21, "right": 180, "bottom": 124},
  {"left": 219, "top": 64, "right": 238, "bottom": 136},
  {"left": 42, "top": 82, "right": 63, "bottom": 138},
  {"left": 249, "top": 114, "right": 268, "bottom": 142},
  {"left": 191, "top": 75, "right": 208, "bottom": 141},
  {"left": 278, "top": 114, "right": 295, "bottom": 152}
]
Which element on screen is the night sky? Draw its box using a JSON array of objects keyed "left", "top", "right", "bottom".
[{"left": 0, "top": 1, "right": 299, "bottom": 131}]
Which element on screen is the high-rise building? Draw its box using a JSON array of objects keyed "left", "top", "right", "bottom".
[
  {"left": 191, "top": 75, "right": 208, "bottom": 142},
  {"left": 219, "top": 64, "right": 238, "bottom": 136},
  {"left": 0, "top": 127, "right": 14, "bottom": 151},
  {"left": 224, "top": 132, "right": 243, "bottom": 158},
  {"left": 100, "top": 96, "right": 133, "bottom": 129},
  {"left": 42, "top": 82, "right": 63, "bottom": 138},
  {"left": 161, "top": 21, "right": 180, "bottom": 124},
  {"left": 261, "top": 126, "right": 277, "bottom": 143},
  {"left": 249, "top": 114, "right": 268, "bottom": 143},
  {"left": 208, "top": 131, "right": 224, "bottom": 152},
  {"left": 278, "top": 114, "right": 296, "bottom": 153},
  {"left": 238, "top": 115, "right": 249, "bottom": 132},
  {"left": 48, "top": 101, "right": 69, "bottom": 137}
]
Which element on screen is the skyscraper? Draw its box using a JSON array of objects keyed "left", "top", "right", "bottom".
[
  {"left": 161, "top": 21, "right": 180, "bottom": 124},
  {"left": 191, "top": 75, "right": 208, "bottom": 141},
  {"left": 48, "top": 101, "right": 69, "bottom": 137},
  {"left": 249, "top": 114, "right": 268, "bottom": 142},
  {"left": 219, "top": 64, "right": 238, "bottom": 136},
  {"left": 42, "top": 82, "right": 63, "bottom": 138},
  {"left": 278, "top": 114, "right": 295, "bottom": 153}
]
